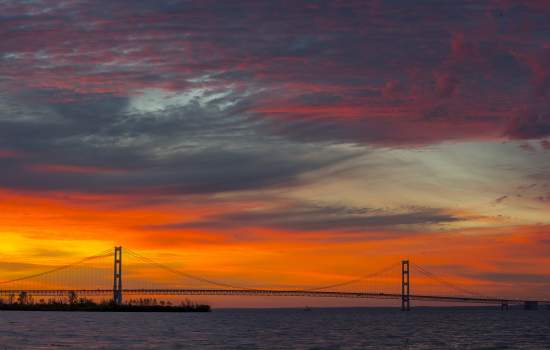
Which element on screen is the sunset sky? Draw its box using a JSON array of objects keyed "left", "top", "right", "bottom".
[{"left": 1, "top": 0, "right": 549, "bottom": 305}]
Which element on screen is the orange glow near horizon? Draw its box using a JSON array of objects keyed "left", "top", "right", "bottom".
[{"left": 1, "top": 187, "right": 549, "bottom": 306}]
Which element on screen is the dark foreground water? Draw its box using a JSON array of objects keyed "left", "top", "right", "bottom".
[{"left": 1, "top": 308, "right": 549, "bottom": 349}]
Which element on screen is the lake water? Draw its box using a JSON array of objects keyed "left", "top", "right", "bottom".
[{"left": 0, "top": 308, "right": 549, "bottom": 349}]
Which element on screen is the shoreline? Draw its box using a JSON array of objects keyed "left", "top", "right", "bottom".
[{"left": 0, "top": 304, "right": 211, "bottom": 312}]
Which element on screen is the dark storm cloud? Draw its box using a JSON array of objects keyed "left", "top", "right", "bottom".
[
  {"left": 1, "top": 0, "right": 550, "bottom": 195},
  {"left": 0, "top": 149, "right": 341, "bottom": 194},
  {"left": 147, "top": 203, "right": 463, "bottom": 233},
  {"left": 0, "top": 87, "right": 355, "bottom": 195},
  {"left": 0, "top": 0, "right": 544, "bottom": 143},
  {"left": 506, "top": 106, "right": 550, "bottom": 139}
]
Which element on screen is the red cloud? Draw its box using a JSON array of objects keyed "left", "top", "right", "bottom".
[
  {"left": 0, "top": 0, "right": 547, "bottom": 147},
  {"left": 0, "top": 150, "right": 20, "bottom": 158}
]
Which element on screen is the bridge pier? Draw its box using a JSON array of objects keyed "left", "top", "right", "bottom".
[
  {"left": 401, "top": 260, "right": 410, "bottom": 311},
  {"left": 113, "top": 246, "right": 122, "bottom": 305}
]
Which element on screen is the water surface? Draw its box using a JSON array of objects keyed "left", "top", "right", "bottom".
[{"left": 1, "top": 308, "right": 549, "bottom": 349}]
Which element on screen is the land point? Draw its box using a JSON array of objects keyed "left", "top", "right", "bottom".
[{"left": 0, "top": 293, "right": 210, "bottom": 312}]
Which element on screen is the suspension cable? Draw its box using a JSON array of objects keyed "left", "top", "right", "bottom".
[
  {"left": 301, "top": 262, "right": 401, "bottom": 291},
  {"left": 125, "top": 249, "right": 255, "bottom": 290},
  {"left": 412, "top": 263, "right": 485, "bottom": 298},
  {"left": 0, "top": 248, "right": 113, "bottom": 285},
  {"left": 126, "top": 248, "right": 401, "bottom": 292}
]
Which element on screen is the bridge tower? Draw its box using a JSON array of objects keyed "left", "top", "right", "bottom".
[
  {"left": 113, "top": 246, "right": 123, "bottom": 305},
  {"left": 401, "top": 260, "right": 410, "bottom": 311}
]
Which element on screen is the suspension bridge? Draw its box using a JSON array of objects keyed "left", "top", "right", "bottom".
[{"left": 0, "top": 247, "right": 547, "bottom": 310}]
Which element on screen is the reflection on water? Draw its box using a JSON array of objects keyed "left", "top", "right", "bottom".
[{"left": 0, "top": 308, "right": 549, "bottom": 349}]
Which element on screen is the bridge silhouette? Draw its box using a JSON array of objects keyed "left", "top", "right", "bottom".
[{"left": 0, "top": 247, "right": 547, "bottom": 311}]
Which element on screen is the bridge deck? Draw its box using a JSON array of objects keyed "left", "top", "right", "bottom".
[{"left": 0, "top": 289, "right": 546, "bottom": 305}]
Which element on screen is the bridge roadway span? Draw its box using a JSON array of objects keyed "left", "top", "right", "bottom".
[{"left": 0, "top": 289, "right": 545, "bottom": 305}]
